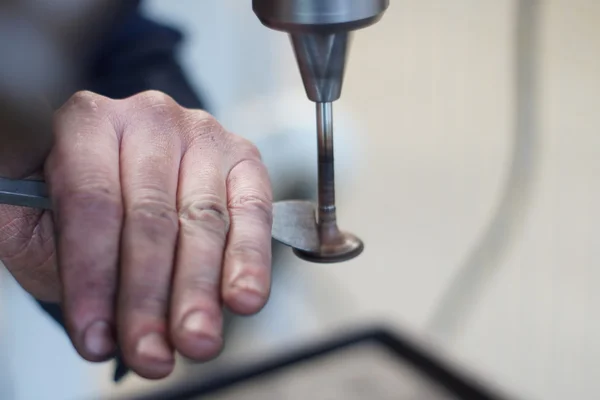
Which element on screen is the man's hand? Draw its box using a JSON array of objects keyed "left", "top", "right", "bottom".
[{"left": 0, "top": 91, "right": 273, "bottom": 379}]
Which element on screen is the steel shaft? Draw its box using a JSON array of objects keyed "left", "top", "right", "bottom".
[
  {"left": 316, "top": 102, "right": 336, "bottom": 227},
  {"left": 292, "top": 102, "right": 364, "bottom": 263},
  {"left": 253, "top": 0, "right": 388, "bottom": 262}
]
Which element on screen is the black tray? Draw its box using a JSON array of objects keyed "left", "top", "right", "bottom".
[{"left": 131, "top": 327, "right": 516, "bottom": 400}]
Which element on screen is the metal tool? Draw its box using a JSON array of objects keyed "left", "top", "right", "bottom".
[
  {"left": 0, "top": 1, "right": 388, "bottom": 264},
  {"left": 0, "top": 177, "right": 50, "bottom": 210},
  {"left": 254, "top": 0, "right": 389, "bottom": 263}
]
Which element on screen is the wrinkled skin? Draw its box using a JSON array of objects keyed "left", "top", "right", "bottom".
[{"left": 0, "top": 91, "right": 273, "bottom": 379}]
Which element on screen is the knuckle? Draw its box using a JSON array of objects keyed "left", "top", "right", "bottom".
[
  {"left": 226, "top": 135, "right": 263, "bottom": 163},
  {"left": 183, "top": 110, "right": 226, "bottom": 145},
  {"left": 229, "top": 190, "right": 272, "bottom": 211},
  {"left": 56, "top": 91, "right": 108, "bottom": 120},
  {"left": 123, "top": 91, "right": 182, "bottom": 134},
  {"left": 186, "top": 108, "right": 214, "bottom": 122},
  {"left": 236, "top": 137, "right": 263, "bottom": 161},
  {"left": 60, "top": 183, "right": 122, "bottom": 223},
  {"left": 229, "top": 192, "right": 273, "bottom": 224},
  {"left": 131, "top": 90, "right": 178, "bottom": 111},
  {"left": 68, "top": 90, "right": 104, "bottom": 109},
  {"left": 127, "top": 198, "right": 179, "bottom": 241},
  {"left": 179, "top": 196, "right": 230, "bottom": 237}
]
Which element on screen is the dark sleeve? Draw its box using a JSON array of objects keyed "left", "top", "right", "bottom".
[
  {"left": 86, "top": 4, "right": 209, "bottom": 110},
  {"left": 37, "top": 3, "right": 209, "bottom": 383}
]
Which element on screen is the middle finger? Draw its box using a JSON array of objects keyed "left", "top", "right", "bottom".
[{"left": 117, "top": 104, "right": 182, "bottom": 379}]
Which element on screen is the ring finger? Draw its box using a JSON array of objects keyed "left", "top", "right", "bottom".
[{"left": 169, "top": 142, "right": 229, "bottom": 361}]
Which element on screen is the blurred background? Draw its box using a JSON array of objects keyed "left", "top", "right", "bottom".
[{"left": 1, "top": 0, "right": 600, "bottom": 399}]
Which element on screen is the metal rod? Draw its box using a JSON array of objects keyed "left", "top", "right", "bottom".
[
  {"left": 291, "top": 101, "right": 364, "bottom": 263},
  {"left": 0, "top": 178, "right": 51, "bottom": 210},
  {"left": 316, "top": 102, "right": 337, "bottom": 229}
]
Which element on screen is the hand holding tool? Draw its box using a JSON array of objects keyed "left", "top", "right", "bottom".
[{"left": 0, "top": 1, "right": 389, "bottom": 264}]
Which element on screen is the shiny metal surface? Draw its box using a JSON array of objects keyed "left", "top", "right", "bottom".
[
  {"left": 316, "top": 101, "right": 336, "bottom": 227},
  {"left": 254, "top": 0, "right": 389, "bottom": 102},
  {"left": 296, "top": 102, "right": 363, "bottom": 262},
  {"left": 275, "top": 103, "right": 363, "bottom": 263},
  {"left": 292, "top": 233, "right": 363, "bottom": 264},
  {"left": 271, "top": 200, "right": 364, "bottom": 263},
  {"left": 253, "top": 0, "right": 389, "bottom": 32},
  {"left": 290, "top": 32, "right": 349, "bottom": 102},
  {"left": 0, "top": 177, "right": 51, "bottom": 210},
  {"left": 272, "top": 200, "right": 320, "bottom": 251}
]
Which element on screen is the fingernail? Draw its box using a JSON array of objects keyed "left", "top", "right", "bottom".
[
  {"left": 84, "top": 321, "right": 115, "bottom": 358},
  {"left": 233, "top": 275, "right": 265, "bottom": 294},
  {"left": 232, "top": 277, "right": 267, "bottom": 308},
  {"left": 182, "top": 312, "right": 219, "bottom": 338},
  {"left": 181, "top": 312, "right": 222, "bottom": 359},
  {"left": 136, "top": 333, "right": 173, "bottom": 363}
]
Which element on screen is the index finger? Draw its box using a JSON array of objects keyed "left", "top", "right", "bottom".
[{"left": 46, "top": 92, "right": 122, "bottom": 362}]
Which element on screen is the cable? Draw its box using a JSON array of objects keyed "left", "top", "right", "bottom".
[{"left": 426, "top": 0, "right": 541, "bottom": 343}]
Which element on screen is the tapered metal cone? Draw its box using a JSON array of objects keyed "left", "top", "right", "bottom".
[{"left": 290, "top": 32, "right": 352, "bottom": 103}]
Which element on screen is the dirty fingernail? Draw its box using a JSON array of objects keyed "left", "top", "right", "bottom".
[
  {"left": 180, "top": 312, "right": 222, "bottom": 359},
  {"left": 84, "top": 321, "right": 115, "bottom": 358},
  {"left": 182, "top": 312, "right": 218, "bottom": 337},
  {"left": 136, "top": 333, "right": 173, "bottom": 363},
  {"left": 232, "top": 277, "right": 267, "bottom": 308}
]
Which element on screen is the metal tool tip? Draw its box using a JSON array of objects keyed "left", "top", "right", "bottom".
[{"left": 293, "top": 232, "right": 364, "bottom": 264}]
